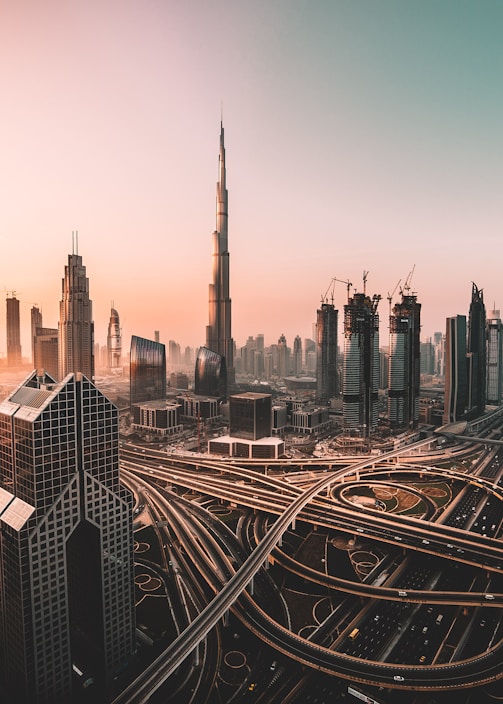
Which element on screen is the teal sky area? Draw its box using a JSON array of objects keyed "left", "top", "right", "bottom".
[{"left": 1, "top": 0, "right": 502, "bottom": 358}]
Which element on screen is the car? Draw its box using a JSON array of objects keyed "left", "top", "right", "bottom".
[
  {"left": 485, "top": 594, "right": 495, "bottom": 600},
  {"left": 398, "top": 590, "right": 407, "bottom": 597},
  {"left": 393, "top": 675, "right": 405, "bottom": 682},
  {"left": 422, "top": 539, "right": 430, "bottom": 545},
  {"left": 419, "top": 655, "right": 426, "bottom": 663},
  {"left": 248, "top": 683, "right": 256, "bottom": 691}
]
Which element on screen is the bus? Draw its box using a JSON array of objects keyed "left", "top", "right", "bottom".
[{"left": 349, "top": 628, "right": 360, "bottom": 640}]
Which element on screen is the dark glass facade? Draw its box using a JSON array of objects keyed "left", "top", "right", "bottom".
[
  {"left": 194, "top": 346, "right": 227, "bottom": 399},
  {"left": 130, "top": 335, "right": 166, "bottom": 406},
  {"left": 0, "top": 372, "right": 135, "bottom": 703},
  {"left": 229, "top": 392, "right": 272, "bottom": 440}
]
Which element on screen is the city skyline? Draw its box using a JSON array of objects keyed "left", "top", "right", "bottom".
[{"left": 1, "top": 1, "right": 502, "bottom": 359}]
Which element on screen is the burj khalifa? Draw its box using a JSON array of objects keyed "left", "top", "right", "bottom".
[{"left": 206, "top": 121, "right": 235, "bottom": 385}]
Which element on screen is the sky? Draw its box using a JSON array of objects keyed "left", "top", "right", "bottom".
[{"left": 1, "top": 0, "right": 502, "bottom": 360}]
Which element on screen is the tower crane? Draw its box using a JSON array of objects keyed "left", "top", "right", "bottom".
[
  {"left": 401, "top": 264, "right": 416, "bottom": 295},
  {"left": 362, "top": 271, "right": 369, "bottom": 296},
  {"left": 321, "top": 277, "right": 352, "bottom": 305},
  {"left": 387, "top": 279, "right": 401, "bottom": 317}
]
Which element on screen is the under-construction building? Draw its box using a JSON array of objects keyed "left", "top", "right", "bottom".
[
  {"left": 467, "top": 282, "right": 486, "bottom": 417},
  {"left": 316, "top": 302, "right": 338, "bottom": 401},
  {"left": 388, "top": 293, "right": 421, "bottom": 429},
  {"left": 342, "top": 292, "right": 380, "bottom": 436}
]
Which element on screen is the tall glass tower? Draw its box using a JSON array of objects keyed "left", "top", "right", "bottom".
[
  {"left": 206, "top": 122, "right": 234, "bottom": 389},
  {"left": 58, "top": 235, "right": 95, "bottom": 381},
  {"left": 0, "top": 371, "right": 135, "bottom": 703}
]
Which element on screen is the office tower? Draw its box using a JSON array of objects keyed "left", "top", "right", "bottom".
[
  {"left": 0, "top": 371, "right": 135, "bottom": 703},
  {"left": 107, "top": 307, "right": 122, "bottom": 369},
  {"left": 443, "top": 315, "right": 467, "bottom": 424},
  {"left": 154, "top": 330, "right": 160, "bottom": 343},
  {"left": 6, "top": 294, "right": 22, "bottom": 367},
  {"left": 33, "top": 327, "right": 59, "bottom": 380},
  {"left": 293, "top": 335, "right": 302, "bottom": 376},
  {"left": 130, "top": 335, "right": 166, "bottom": 405},
  {"left": 58, "top": 239, "right": 95, "bottom": 381},
  {"left": 342, "top": 293, "right": 380, "bottom": 436},
  {"left": 194, "top": 346, "right": 227, "bottom": 399},
  {"left": 486, "top": 310, "right": 502, "bottom": 405},
  {"left": 420, "top": 339, "right": 435, "bottom": 375},
  {"left": 277, "top": 334, "right": 288, "bottom": 378},
  {"left": 433, "top": 331, "right": 444, "bottom": 376},
  {"left": 388, "top": 293, "right": 421, "bottom": 430},
  {"left": 316, "top": 303, "right": 338, "bottom": 401},
  {"left": 229, "top": 392, "right": 272, "bottom": 440},
  {"left": 379, "top": 348, "right": 389, "bottom": 390},
  {"left": 30, "top": 306, "right": 43, "bottom": 367},
  {"left": 206, "top": 121, "right": 235, "bottom": 386},
  {"left": 467, "top": 283, "right": 486, "bottom": 417}
]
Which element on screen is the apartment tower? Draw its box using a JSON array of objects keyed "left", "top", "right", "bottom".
[{"left": 0, "top": 371, "right": 135, "bottom": 703}]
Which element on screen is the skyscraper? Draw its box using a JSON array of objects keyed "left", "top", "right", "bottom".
[
  {"left": 6, "top": 294, "right": 22, "bottom": 367},
  {"left": 467, "top": 282, "right": 486, "bottom": 417},
  {"left": 293, "top": 335, "right": 303, "bottom": 376},
  {"left": 443, "top": 315, "right": 468, "bottom": 424},
  {"left": 33, "top": 327, "right": 59, "bottom": 380},
  {"left": 277, "top": 334, "right": 289, "bottom": 378},
  {"left": 30, "top": 305, "right": 43, "bottom": 367},
  {"left": 130, "top": 335, "right": 166, "bottom": 405},
  {"left": 0, "top": 371, "right": 135, "bottom": 703},
  {"left": 343, "top": 293, "right": 380, "bottom": 436},
  {"left": 388, "top": 293, "right": 421, "bottom": 429},
  {"left": 486, "top": 310, "right": 503, "bottom": 405},
  {"left": 316, "top": 302, "right": 338, "bottom": 401},
  {"left": 107, "top": 306, "right": 122, "bottom": 369},
  {"left": 194, "top": 346, "right": 227, "bottom": 399},
  {"left": 58, "top": 237, "right": 95, "bottom": 381},
  {"left": 206, "top": 121, "right": 235, "bottom": 387}
]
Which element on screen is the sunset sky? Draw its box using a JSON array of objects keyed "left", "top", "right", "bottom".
[{"left": 1, "top": 0, "right": 502, "bottom": 360}]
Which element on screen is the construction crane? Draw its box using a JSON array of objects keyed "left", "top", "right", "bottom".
[
  {"left": 321, "top": 277, "right": 353, "bottom": 305},
  {"left": 362, "top": 271, "right": 369, "bottom": 296},
  {"left": 387, "top": 279, "right": 401, "bottom": 317},
  {"left": 401, "top": 264, "right": 416, "bottom": 295}
]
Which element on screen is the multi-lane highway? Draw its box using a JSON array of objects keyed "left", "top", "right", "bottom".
[{"left": 113, "top": 432, "right": 503, "bottom": 702}]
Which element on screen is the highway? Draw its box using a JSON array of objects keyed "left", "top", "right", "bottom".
[{"left": 112, "top": 433, "right": 503, "bottom": 701}]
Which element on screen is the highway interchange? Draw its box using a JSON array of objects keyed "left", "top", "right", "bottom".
[{"left": 112, "top": 423, "right": 503, "bottom": 704}]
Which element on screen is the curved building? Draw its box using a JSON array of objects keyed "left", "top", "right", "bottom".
[
  {"left": 130, "top": 335, "right": 166, "bottom": 405},
  {"left": 194, "top": 346, "right": 227, "bottom": 399}
]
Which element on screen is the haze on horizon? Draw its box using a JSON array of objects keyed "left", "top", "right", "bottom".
[{"left": 1, "top": 0, "right": 502, "bottom": 360}]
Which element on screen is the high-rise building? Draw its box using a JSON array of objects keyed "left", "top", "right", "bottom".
[
  {"left": 229, "top": 392, "right": 272, "bottom": 440},
  {"left": 486, "top": 310, "right": 503, "bottom": 405},
  {"left": 194, "top": 346, "right": 227, "bottom": 399},
  {"left": 467, "top": 282, "right": 486, "bottom": 417},
  {"left": 443, "top": 315, "right": 467, "bottom": 424},
  {"left": 130, "top": 335, "right": 166, "bottom": 405},
  {"left": 388, "top": 293, "right": 421, "bottom": 430},
  {"left": 316, "top": 303, "right": 338, "bottom": 401},
  {"left": 277, "top": 334, "right": 288, "bottom": 378},
  {"left": 206, "top": 121, "right": 235, "bottom": 387},
  {"left": 293, "top": 335, "right": 303, "bottom": 376},
  {"left": 0, "top": 371, "right": 135, "bottom": 703},
  {"left": 58, "top": 237, "right": 95, "bottom": 381},
  {"left": 342, "top": 293, "right": 381, "bottom": 436},
  {"left": 30, "top": 305, "right": 43, "bottom": 367},
  {"left": 6, "top": 294, "right": 22, "bottom": 367},
  {"left": 107, "top": 307, "right": 122, "bottom": 369},
  {"left": 33, "top": 327, "right": 59, "bottom": 380}
]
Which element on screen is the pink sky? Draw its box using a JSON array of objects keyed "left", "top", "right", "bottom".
[{"left": 1, "top": 1, "right": 502, "bottom": 360}]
